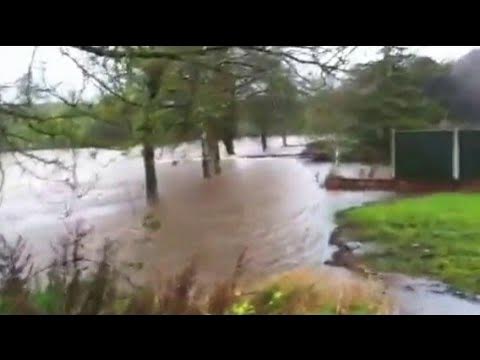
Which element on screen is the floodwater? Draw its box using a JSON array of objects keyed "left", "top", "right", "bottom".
[
  {"left": 382, "top": 273, "right": 480, "bottom": 315},
  {"left": 0, "top": 136, "right": 388, "bottom": 282},
  {"left": 2, "top": 135, "right": 479, "bottom": 314}
]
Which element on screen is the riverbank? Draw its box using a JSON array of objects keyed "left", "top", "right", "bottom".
[
  {"left": 324, "top": 173, "right": 480, "bottom": 193},
  {"left": 331, "top": 193, "right": 480, "bottom": 298}
]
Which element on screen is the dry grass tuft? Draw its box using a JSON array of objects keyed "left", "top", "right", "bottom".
[{"left": 245, "top": 268, "right": 394, "bottom": 315}]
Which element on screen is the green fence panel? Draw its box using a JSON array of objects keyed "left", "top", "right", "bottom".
[
  {"left": 459, "top": 130, "right": 480, "bottom": 181},
  {"left": 395, "top": 131, "right": 453, "bottom": 181}
]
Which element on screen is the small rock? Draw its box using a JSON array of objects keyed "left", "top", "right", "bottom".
[
  {"left": 404, "top": 285, "right": 415, "bottom": 292},
  {"left": 328, "top": 227, "right": 344, "bottom": 245},
  {"left": 345, "top": 241, "right": 362, "bottom": 251}
]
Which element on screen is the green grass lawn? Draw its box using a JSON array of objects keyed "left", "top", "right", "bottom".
[{"left": 339, "top": 193, "right": 480, "bottom": 295}]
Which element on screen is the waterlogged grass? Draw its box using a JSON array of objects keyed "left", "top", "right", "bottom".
[{"left": 340, "top": 193, "right": 480, "bottom": 294}]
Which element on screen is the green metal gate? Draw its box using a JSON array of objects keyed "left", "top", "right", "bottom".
[
  {"left": 394, "top": 130, "right": 453, "bottom": 181},
  {"left": 459, "top": 130, "right": 480, "bottom": 181}
]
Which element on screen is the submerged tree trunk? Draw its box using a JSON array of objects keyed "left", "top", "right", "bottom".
[
  {"left": 201, "top": 132, "right": 212, "bottom": 179},
  {"left": 222, "top": 96, "right": 237, "bottom": 155},
  {"left": 261, "top": 131, "right": 268, "bottom": 152},
  {"left": 142, "top": 143, "right": 159, "bottom": 206},
  {"left": 214, "top": 142, "right": 221, "bottom": 175},
  {"left": 201, "top": 127, "right": 221, "bottom": 179},
  {"left": 222, "top": 135, "right": 235, "bottom": 155}
]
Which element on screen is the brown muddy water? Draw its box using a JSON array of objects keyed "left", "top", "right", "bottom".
[
  {"left": 1, "top": 135, "right": 480, "bottom": 314},
  {"left": 0, "top": 136, "right": 388, "bottom": 278}
]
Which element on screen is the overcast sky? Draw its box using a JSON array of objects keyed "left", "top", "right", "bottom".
[{"left": 0, "top": 46, "right": 478, "bottom": 99}]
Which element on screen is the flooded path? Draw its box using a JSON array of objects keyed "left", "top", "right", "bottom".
[{"left": 382, "top": 273, "right": 480, "bottom": 315}]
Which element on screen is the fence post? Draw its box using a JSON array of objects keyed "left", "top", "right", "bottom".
[
  {"left": 453, "top": 128, "right": 460, "bottom": 180},
  {"left": 391, "top": 128, "right": 396, "bottom": 179}
]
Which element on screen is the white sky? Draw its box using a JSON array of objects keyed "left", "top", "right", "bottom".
[
  {"left": 0, "top": 46, "right": 478, "bottom": 99},
  {"left": 350, "top": 46, "right": 480, "bottom": 64}
]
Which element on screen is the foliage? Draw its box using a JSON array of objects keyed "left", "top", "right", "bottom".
[
  {"left": 242, "top": 60, "right": 304, "bottom": 137},
  {"left": 229, "top": 300, "right": 255, "bottom": 315},
  {"left": 304, "top": 48, "right": 451, "bottom": 162},
  {"left": 0, "top": 46, "right": 465, "bottom": 165},
  {"left": 0, "top": 46, "right": 319, "bottom": 154}
]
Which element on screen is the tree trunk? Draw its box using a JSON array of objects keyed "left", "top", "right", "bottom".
[
  {"left": 282, "top": 131, "right": 287, "bottom": 147},
  {"left": 261, "top": 131, "right": 268, "bottom": 152},
  {"left": 142, "top": 143, "right": 159, "bottom": 206},
  {"left": 201, "top": 132, "right": 212, "bottom": 179},
  {"left": 222, "top": 136, "right": 235, "bottom": 155},
  {"left": 222, "top": 96, "right": 237, "bottom": 155},
  {"left": 202, "top": 128, "right": 220, "bottom": 179},
  {"left": 214, "top": 142, "right": 221, "bottom": 175}
]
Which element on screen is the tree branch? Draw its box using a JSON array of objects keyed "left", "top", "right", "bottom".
[
  {"left": 0, "top": 104, "right": 79, "bottom": 122},
  {"left": 60, "top": 48, "right": 142, "bottom": 107},
  {"left": 72, "top": 46, "right": 230, "bottom": 73},
  {"left": 73, "top": 46, "right": 230, "bottom": 60}
]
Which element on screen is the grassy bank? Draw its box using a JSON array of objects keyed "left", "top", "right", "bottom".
[{"left": 339, "top": 193, "right": 480, "bottom": 295}]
